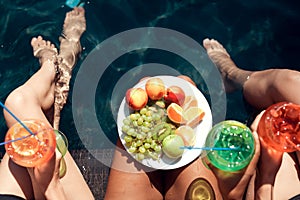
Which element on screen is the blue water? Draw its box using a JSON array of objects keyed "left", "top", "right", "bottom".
[{"left": 0, "top": 0, "right": 300, "bottom": 155}]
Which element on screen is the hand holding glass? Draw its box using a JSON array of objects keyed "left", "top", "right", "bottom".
[{"left": 4, "top": 119, "right": 68, "bottom": 178}]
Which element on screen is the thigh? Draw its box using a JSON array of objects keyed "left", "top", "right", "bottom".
[
  {"left": 273, "top": 153, "right": 300, "bottom": 199},
  {"left": 0, "top": 154, "right": 33, "bottom": 200},
  {"left": 105, "top": 139, "right": 163, "bottom": 200},
  {"left": 60, "top": 152, "right": 94, "bottom": 200},
  {"left": 164, "top": 158, "right": 222, "bottom": 200}
]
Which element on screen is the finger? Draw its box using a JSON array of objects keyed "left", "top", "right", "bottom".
[{"left": 244, "top": 130, "right": 260, "bottom": 175}]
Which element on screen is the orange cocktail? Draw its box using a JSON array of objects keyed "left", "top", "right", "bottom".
[
  {"left": 258, "top": 102, "right": 300, "bottom": 152},
  {"left": 5, "top": 119, "right": 56, "bottom": 167}
]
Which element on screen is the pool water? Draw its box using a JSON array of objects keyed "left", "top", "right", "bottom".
[{"left": 0, "top": 0, "right": 299, "bottom": 155}]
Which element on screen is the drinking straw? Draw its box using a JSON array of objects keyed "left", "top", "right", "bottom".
[
  {"left": 180, "top": 146, "right": 240, "bottom": 151},
  {"left": 0, "top": 102, "right": 34, "bottom": 146}
]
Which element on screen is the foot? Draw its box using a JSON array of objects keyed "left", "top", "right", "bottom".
[
  {"left": 59, "top": 6, "right": 86, "bottom": 68},
  {"left": 31, "top": 36, "right": 58, "bottom": 66},
  {"left": 31, "top": 36, "right": 58, "bottom": 122},
  {"left": 203, "top": 38, "right": 252, "bottom": 92}
]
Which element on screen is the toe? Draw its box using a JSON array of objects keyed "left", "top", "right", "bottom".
[{"left": 203, "top": 38, "right": 212, "bottom": 50}]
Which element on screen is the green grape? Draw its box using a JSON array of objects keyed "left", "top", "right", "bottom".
[
  {"left": 130, "top": 113, "right": 137, "bottom": 121},
  {"left": 136, "top": 140, "right": 143, "bottom": 147},
  {"left": 136, "top": 134, "right": 144, "bottom": 140},
  {"left": 131, "top": 131, "right": 137, "bottom": 137},
  {"left": 136, "top": 153, "right": 145, "bottom": 161},
  {"left": 127, "top": 128, "right": 135, "bottom": 136},
  {"left": 143, "top": 121, "right": 151, "bottom": 127},
  {"left": 122, "top": 125, "right": 130, "bottom": 133},
  {"left": 146, "top": 110, "right": 152, "bottom": 117},
  {"left": 154, "top": 145, "right": 161, "bottom": 152},
  {"left": 124, "top": 135, "right": 133, "bottom": 143},
  {"left": 139, "top": 146, "right": 146, "bottom": 153},
  {"left": 145, "top": 116, "right": 152, "bottom": 122},
  {"left": 142, "top": 114, "right": 147, "bottom": 121},
  {"left": 141, "top": 126, "right": 150, "bottom": 133},
  {"left": 140, "top": 107, "right": 147, "bottom": 115},
  {"left": 137, "top": 117, "right": 144, "bottom": 125},
  {"left": 146, "top": 137, "right": 152, "bottom": 143},
  {"left": 147, "top": 150, "right": 159, "bottom": 160},
  {"left": 132, "top": 120, "right": 138, "bottom": 127},
  {"left": 122, "top": 100, "right": 172, "bottom": 161},
  {"left": 131, "top": 142, "right": 137, "bottom": 148},
  {"left": 128, "top": 146, "right": 136, "bottom": 153},
  {"left": 150, "top": 141, "right": 157, "bottom": 149},
  {"left": 123, "top": 118, "right": 131, "bottom": 125},
  {"left": 144, "top": 143, "right": 151, "bottom": 149},
  {"left": 152, "top": 113, "right": 160, "bottom": 121}
]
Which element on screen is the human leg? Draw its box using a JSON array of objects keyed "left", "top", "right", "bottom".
[
  {"left": 53, "top": 6, "right": 86, "bottom": 130},
  {"left": 164, "top": 159, "right": 222, "bottom": 200},
  {"left": 0, "top": 7, "right": 93, "bottom": 199},
  {"left": 204, "top": 38, "right": 300, "bottom": 199},
  {"left": 105, "top": 139, "right": 163, "bottom": 200},
  {"left": 203, "top": 38, "right": 300, "bottom": 109},
  {"left": 52, "top": 7, "right": 93, "bottom": 199},
  {"left": 0, "top": 36, "right": 58, "bottom": 199}
]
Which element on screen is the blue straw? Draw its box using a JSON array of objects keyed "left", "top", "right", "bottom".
[
  {"left": 180, "top": 146, "right": 240, "bottom": 151},
  {"left": 0, "top": 134, "right": 33, "bottom": 146},
  {"left": 0, "top": 102, "right": 35, "bottom": 146}
]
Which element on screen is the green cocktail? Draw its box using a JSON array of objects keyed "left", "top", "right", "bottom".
[{"left": 204, "top": 120, "right": 255, "bottom": 172}]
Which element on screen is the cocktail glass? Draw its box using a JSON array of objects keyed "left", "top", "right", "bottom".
[
  {"left": 203, "top": 120, "right": 255, "bottom": 172},
  {"left": 4, "top": 119, "right": 68, "bottom": 178},
  {"left": 5, "top": 119, "right": 56, "bottom": 167},
  {"left": 258, "top": 102, "right": 300, "bottom": 152}
]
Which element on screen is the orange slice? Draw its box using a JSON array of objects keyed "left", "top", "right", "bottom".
[
  {"left": 183, "top": 107, "right": 205, "bottom": 127},
  {"left": 175, "top": 125, "right": 196, "bottom": 146},
  {"left": 167, "top": 103, "right": 185, "bottom": 124},
  {"left": 182, "top": 95, "right": 198, "bottom": 111},
  {"left": 10, "top": 124, "right": 40, "bottom": 157}
]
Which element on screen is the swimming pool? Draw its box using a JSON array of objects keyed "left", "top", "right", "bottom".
[{"left": 0, "top": 0, "right": 299, "bottom": 198}]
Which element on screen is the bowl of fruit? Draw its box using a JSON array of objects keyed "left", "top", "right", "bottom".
[{"left": 117, "top": 76, "right": 212, "bottom": 169}]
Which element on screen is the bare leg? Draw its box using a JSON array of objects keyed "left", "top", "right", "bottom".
[
  {"left": 54, "top": 7, "right": 93, "bottom": 199},
  {"left": 203, "top": 38, "right": 300, "bottom": 199},
  {"left": 203, "top": 38, "right": 252, "bottom": 93},
  {"left": 53, "top": 7, "right": 86, "bottom": 130},
  {"left": 0, "top": 36, "right": 58, "bottom": 199},
  {"left": 164, "top": 159, "right": 223, "bottom": 200},
  {"left": 0, "top": 25, "right": 92, "bottom": 200},
  {"left": 105, "top": 139, "right": 163, "bottom": 200},
  {"left": 203, "top": 38, "right": 300, "bottom": 109}
]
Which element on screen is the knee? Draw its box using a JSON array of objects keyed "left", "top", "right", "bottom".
[{"left": 5, "top": 89, "right": 28, "bottom": 110}]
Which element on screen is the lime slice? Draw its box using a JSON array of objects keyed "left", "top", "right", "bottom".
[
  {"left": 55, "top": 130, "right": 68, "bottom": 156},
  {"left": 59, "top": 157, "right": 67, "bottom": 178}
]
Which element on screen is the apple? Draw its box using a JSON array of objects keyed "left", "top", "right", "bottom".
[
  {"left": 145, "top": 77, "right": 166, "bottom": 100},
  {"left": 126, "top": 88, "right": 148, "bottom": 110},
  {"left": 164, "top": 86, "right": 186, "bottom": 105},
  {"left": 162, "top": 134, "right": 184, "bottom": 159}
]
